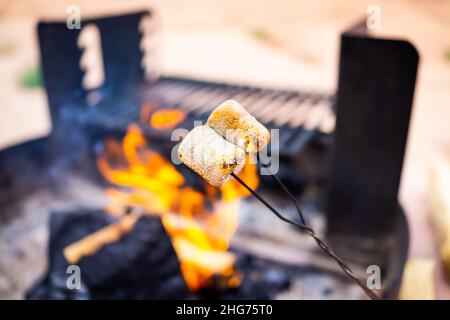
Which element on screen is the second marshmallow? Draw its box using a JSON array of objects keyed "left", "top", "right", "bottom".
[{"left": 207, "top": 100, "right": 270, "bottom": 153}]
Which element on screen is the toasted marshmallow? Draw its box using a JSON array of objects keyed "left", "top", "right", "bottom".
[
  {"left": 207, "top": 100, "right": 270, "bottom": 153},
  {"left": 177, "top": 125, "right": 245, "bottom": 187}
]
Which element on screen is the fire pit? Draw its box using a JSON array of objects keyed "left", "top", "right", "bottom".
[{"left": 0, "top": 11, "right": 418, "bottom": 300}]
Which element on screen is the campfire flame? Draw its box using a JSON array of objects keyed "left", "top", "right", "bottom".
[
  {"left": 97, "top": 122, "right": 259, "bottom": 291},
  {"left": 150, "top": 108, "right": 186, "bottom": 131}
]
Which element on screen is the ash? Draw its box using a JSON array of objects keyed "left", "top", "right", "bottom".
[
  {"left": 1, "top": 175, "right": 367, "bottom": 300},
  {"left": 0, "top": 174, "right": 107, "bottom": 299}
]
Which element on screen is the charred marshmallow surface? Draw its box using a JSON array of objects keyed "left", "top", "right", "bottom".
[
  {"left": 208, "top": 100, "right": 270, "bottom": 153},
  {"left": 177, "top": 125, "right": 245, "bottom": 187}
]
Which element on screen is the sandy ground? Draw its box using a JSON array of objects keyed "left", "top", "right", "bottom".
[{"left": 1, "top": 0, "right": 450, "bottom": 298}]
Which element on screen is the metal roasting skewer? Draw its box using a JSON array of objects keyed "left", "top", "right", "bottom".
[
  {"left": 149, "top": 81, "right": 359, "bottom": 296},
  {"left": 230, "top": 170, "right": 381, "bottom": 300}
]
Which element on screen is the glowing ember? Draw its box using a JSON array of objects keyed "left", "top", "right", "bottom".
[
  {"left": 97, "top": 123, "right": 259, "bottom": 291},
  {"left": 150, "top": 108, "right": 186, "bottom": 130}
]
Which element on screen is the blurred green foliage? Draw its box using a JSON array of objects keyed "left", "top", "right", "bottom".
[
  {"left": 445, "top": 49, "right": 450, "bottom": 62},
  {"left": 250, "top": 28, "right": 271, "bottom": 42},
  {"left": 20, "top": 65, "right": 43, "bottom": 89}
]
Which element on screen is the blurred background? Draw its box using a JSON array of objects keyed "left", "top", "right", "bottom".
[{"left": 0, "top": 0, "right": 450, "bottom": 299}]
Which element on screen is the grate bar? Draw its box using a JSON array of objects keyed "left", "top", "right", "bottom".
[{"left": 75, "top": 76, "right": 335, "bottom": 155}]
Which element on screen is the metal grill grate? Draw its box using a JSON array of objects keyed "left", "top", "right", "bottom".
[
  {"left": 75, "top": 76, "right": 336, "bottom": 155},
  {"left": 37, "top": 11, "right": 335, "bottom": 156}
]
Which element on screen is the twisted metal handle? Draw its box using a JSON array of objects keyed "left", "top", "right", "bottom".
[{"left": 231, "top": 171, "right": 380, "bottom": 300}]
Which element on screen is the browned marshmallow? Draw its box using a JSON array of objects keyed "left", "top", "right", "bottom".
[
  {"left": 177, "top": 125, "right": 245, "bottom": 187},
  {"left": 207, "top": 100, "right": 270, "bottom": 153}
]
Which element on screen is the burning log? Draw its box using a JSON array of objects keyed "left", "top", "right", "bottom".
[
  {"left": 63, "top": 210, "right": 141, "bottom": 264},
  {"left": 95, "top": 124, "right": 259, "bottom": 291},
  {"left": 28, "top": 209, "right": 276, "bottom": 300},
  {"left": 28, "top": 209, "right": 189, "bottom": 299}
]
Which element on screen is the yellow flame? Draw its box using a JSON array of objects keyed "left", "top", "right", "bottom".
[{"left": 97, "top": 124, "right": 259, "bottom": 291}]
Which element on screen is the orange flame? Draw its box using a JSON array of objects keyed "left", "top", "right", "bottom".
[
  {"left": 150, "top": 108, "right": 186, "bottom": 131},
  {"left": 97, "top": 123, "right": 259, "bottom": 291}
]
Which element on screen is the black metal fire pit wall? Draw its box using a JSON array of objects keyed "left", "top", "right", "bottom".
[
  {"left": 36, "top": 11, "right": 152, "bottom": 180},
  {"left": 38, "top": 11, "right": 148, "bottom": 120},
  {"left": 326, "top": 22, "right": 419, "bottom": 298}
]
